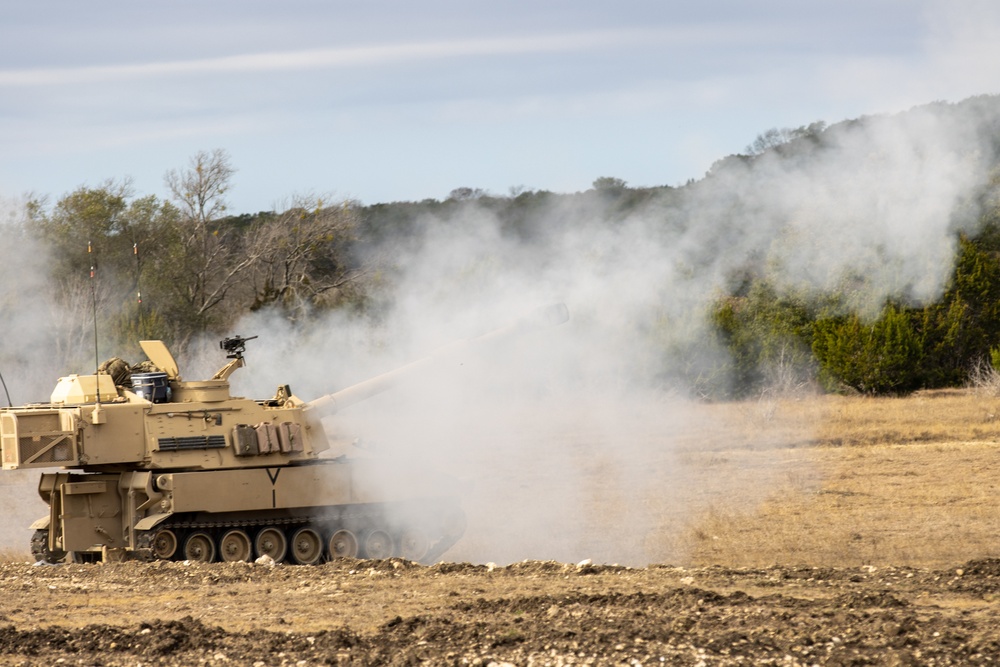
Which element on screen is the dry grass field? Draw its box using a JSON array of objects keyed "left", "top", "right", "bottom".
[{"left": 656, "top": 388, "right": 1000, "bottom": 568}]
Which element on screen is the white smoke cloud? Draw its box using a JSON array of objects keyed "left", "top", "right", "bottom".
[
  {"left": 0, "top": 197, "right": 71, "bottom": 402},
  {"left": 0, "top": 194, "right": 71, "bottom": 551},
  {"left": 685, "top": 102, "right": 992, "bottom": 311}
]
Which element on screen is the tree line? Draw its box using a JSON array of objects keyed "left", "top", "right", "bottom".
[
  {"left": 25, "top": 149, "right": 365, "bottom": 361},
  {"left": 711, "top": 228, "right": 1000, "bottom": 396}
]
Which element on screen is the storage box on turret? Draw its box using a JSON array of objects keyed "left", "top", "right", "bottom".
[{"left": 50, "top": 374, "right": 118, "bottom": 405}]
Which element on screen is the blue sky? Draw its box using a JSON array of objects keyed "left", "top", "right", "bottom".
[{"left": 1, "top": 0, "right": 997, "bottom": 214}]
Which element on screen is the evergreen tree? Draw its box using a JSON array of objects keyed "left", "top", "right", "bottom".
[{"left": 812, "top": 304, "right": 923, "bottom": 394}]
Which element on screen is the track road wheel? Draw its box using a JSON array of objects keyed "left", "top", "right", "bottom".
[
  {"left": 399, "top": 527, "right": 430, "bottom": 562},
  {"left": 328, "top": 529, "right": 359, "bottom": 559},
  {"left": 361, "top": 528, "right": 395, "bottom": 559},
  {"left": 254, "top": 527, "right": 287, "bottom": 563},
  {"left": 151, "top": 528, "right": 179, "bottom": 560},
  {"left": 183, "top": 532, "right": 216, "bottom": 563},
  {"left": 219, "top": 529, "right": 253, "bottom": 562},
  {"left": 30, "top": 529, "right": 66, "bottom": 564},
  {"left": 290, "top": 527, "right": 323, "bottom": 565}
]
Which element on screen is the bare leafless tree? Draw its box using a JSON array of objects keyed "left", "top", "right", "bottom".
[
  {"left": 246, "top": 195, "right": 368, "bottom": 321},
  {"left": 164, "top": 148, "right": 234, "bottom": 226},
  {"left": 162, "top": 149, "right": 255, "bottom": 338}
]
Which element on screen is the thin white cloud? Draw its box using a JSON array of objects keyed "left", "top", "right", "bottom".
[
  {"left": 0, "top": 26, "right": 762, "bottom": 87},
  {"left": 1, "top": 113, "right": 266, "bottom": 156}
]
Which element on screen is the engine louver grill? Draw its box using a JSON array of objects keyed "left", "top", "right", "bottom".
[{"left": 158, "top": 435, "right": 227, "bottom": 451}]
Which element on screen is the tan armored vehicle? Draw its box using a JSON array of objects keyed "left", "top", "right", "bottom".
[{"left": 1, "top": 303, "right": 568, "bottom": 564}]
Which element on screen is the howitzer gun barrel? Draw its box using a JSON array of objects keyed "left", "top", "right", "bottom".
[{"left": 304, "top": 302, "right": 568, "bottom": 418}]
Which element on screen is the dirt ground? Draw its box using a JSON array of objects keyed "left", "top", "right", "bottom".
[{"left": 0, "top": 557, "right": 999, "bottom": 666}]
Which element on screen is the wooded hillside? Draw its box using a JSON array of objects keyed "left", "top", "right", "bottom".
[{"left": 15, "top": 95, "right": 1000, "bottom": 398}]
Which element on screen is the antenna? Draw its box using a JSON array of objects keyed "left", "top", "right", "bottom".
[
  {"left": 89, "top": 242, "right": 99, "bottom": 370},
  {"left": 0, "top": 369, "right": 10, "bottom": 407},
  {"left": 134, "top": 241, "right": 142, "bottom": 308},
  {"left": 89, "top": 241, "right": 101, "bottom": 407}
]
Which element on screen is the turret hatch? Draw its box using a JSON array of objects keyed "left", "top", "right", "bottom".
[{"left": 139, "top": 340, "right": 179, "bottom": 379}]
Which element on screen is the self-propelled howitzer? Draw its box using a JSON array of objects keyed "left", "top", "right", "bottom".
[{"left": 0, "top": 303, "right": 568, "bottom": 564}]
